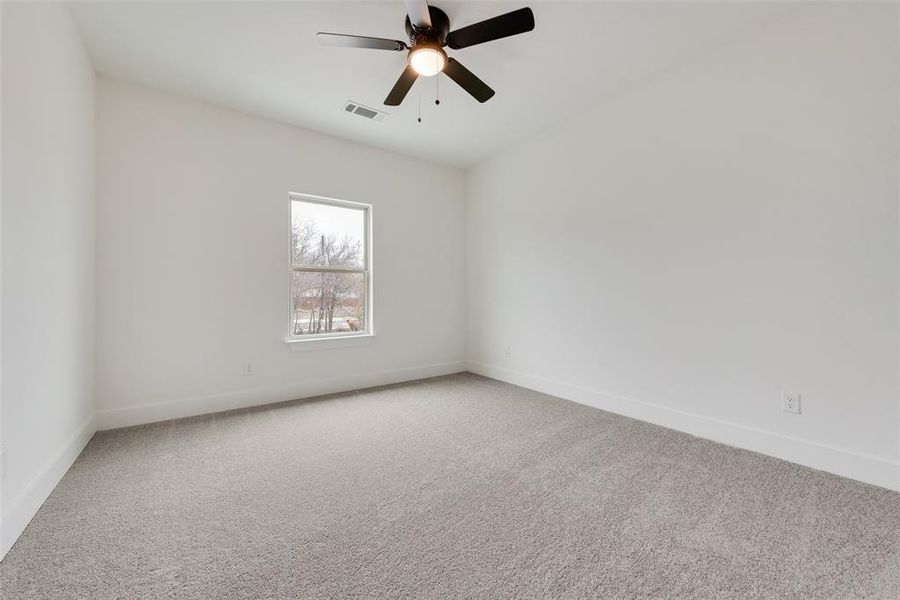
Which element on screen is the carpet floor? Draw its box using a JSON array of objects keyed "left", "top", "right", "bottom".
[{"left": 2, "top": 373, "right": 899, "bottom": 598}]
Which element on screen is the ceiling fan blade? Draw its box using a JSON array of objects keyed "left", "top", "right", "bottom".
[
  {"left": 384, "top": 65, "right": 419, "bottom": 106},
  {"left": 404, "top": 0, "right": 432, "bottom": 29},
  {"left": 446, "top": 7, "right": 535, "bottom": 50},
  {"left": 442, "top": 58, "right": 495, "bottom": 103},
  {"left": 317, "top": 32, "right": 406, "bottom": 51}
]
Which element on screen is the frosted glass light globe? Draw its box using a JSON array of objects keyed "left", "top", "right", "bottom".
[{"left": 409, "top": 47, "right": 446, "bottom": 77}]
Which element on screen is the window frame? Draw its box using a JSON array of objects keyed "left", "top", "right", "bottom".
[{"left": 286, "top": 192, "right": 373, "bottom": 345}]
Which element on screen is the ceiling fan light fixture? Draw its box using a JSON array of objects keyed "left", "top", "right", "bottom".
[
  {"left": 409, "top": 45, "right": 446, "bottom": 77},
  {"left": 318, "top": 2, "right": 536, "bottom": 106}
]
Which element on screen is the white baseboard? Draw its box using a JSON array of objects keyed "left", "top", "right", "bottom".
[
  {"left": 0, "top": 415, "right": 96, "bottom": 561},
  {"left": 97, "top": 360, "right": 468, "bottom": 430},
  {"left": 467, "top": 361, "right": 900, "bottom": 493}
]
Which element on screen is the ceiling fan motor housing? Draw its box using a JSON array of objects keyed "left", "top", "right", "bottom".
[{"left": 405, "top": 6, "right": 451, "bottom": 46}]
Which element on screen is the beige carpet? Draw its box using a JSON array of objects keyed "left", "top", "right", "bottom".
[{"left": 2, "top": 373, "right": 899, "bottom": 598}]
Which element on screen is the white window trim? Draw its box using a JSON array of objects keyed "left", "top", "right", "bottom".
[
  {"left": 285, "top": 192, "right": 374, "bottom": 348},
  {"left": 285, "top": 333, "right": 374, "bottom": 352}
]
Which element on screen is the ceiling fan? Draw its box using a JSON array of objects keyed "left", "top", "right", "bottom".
[{"left": 317, "top": 0, "right": 535, "bottom": 106}]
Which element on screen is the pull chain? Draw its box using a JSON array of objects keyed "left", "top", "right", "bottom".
[
  {"left": 417, "top": 92, "right": 422, "bottom": 123},
  {"left": 435, "top": 74, "right": 441, "bottom": 105}
]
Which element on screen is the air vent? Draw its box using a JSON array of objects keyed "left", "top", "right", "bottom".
[{"left": 344, "top": 101, "right": 386, "bottom": 122}]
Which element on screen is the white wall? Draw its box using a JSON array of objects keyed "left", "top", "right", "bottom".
[
  {"left": 466, "top": 3, "right": 900, "bottom": 491},
  {"left": 1, "top": 2, "right": 97, "bottom": 558},
  {"left": 95, "top": 80, "right": 466, "bottom": 428}
]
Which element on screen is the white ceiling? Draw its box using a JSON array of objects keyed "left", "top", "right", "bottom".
[{"left": 70, "top": 1, "right": 790, "bottom": 167}]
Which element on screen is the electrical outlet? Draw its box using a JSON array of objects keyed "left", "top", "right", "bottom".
[
  {"left": 782, "top": 392, "right": 801, "bottom": 415},
  {"left": 504, "top": 345, "right": 511, "bottom": 360},
  {"left": 243, "top": 363, "right": 255, "bottom": 376}
]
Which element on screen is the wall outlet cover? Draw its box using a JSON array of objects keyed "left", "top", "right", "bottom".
[{"left": 782, "top": 391, "right": 801, "bottom": 415}]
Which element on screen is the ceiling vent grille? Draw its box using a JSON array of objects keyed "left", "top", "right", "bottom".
[{"left": 344, "top": 101, "right": 387, "bottom": 121}]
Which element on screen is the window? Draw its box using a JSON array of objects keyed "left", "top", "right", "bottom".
[{"left": 289, "top": 194, "right": 371, "bottom": 340}]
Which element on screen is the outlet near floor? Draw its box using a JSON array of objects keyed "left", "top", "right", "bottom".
[{"left": 782, "top": 392, "right": 801, "bottom": 415}]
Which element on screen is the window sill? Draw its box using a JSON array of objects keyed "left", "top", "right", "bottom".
[{"left": 285, "top": 333, "right": 374, "bottom": 352}]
